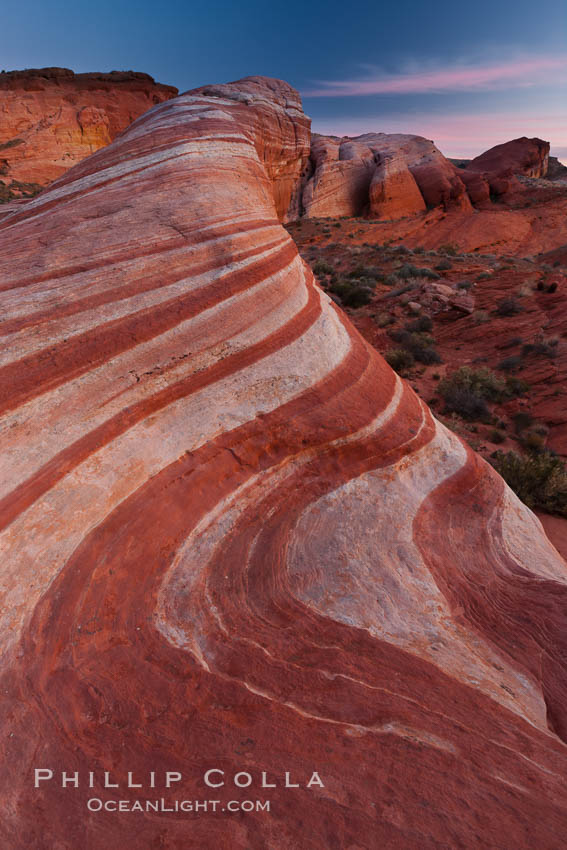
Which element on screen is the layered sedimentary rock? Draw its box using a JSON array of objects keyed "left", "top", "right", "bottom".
[
  {"left": 303, "top": 132, "right": 471, "bottom": 220},
  {"left": 1, "top": 76, "right": 567, "bottom": 849},
  {"left": 467, "top": 136, "right": 550, "bottom": 179},
  {"left": 369, "top": 154, "right": 426, "bottom": 219},
  {"left": 0, "top": 67, "right": 177, "bottom": 189}
]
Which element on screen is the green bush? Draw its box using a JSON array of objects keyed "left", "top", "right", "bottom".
[
  {"left": 490, "top": 428, "right": 506, "bottom": 444},
  {"left": 405, "top": 315, "right": 433, "bottom": 333},
  {"left": 418, "top": 267, "right": 441, "bottom": 280},
  {"left": 522, "top": 340, "right": 557, "bottom": 358},
  {"left": 439, "top": 243, "right": 459, "bottom": 256},
  {"left": 491, "top": 451, "right": 567, "bottom": 516},
  {"left": 385, "top": 348, "right": 415, "bottom": 374},
  {"left": 495, "top": 298, "right": 523, "bottom": 317},
  {"left": 513, "top": 411, "right": 534, "bottom": 433},
  {"left": 398, "top": 263, "right": 420, "bottom": 279},
  {"left": 375, "top": 312, "right": 394, "bottom": 328},
  {"left": 438, "top": 366, "right": 522, "bottom": 421},
  {"left": 329, "top": 278, "right": 373, "bottom": 307},
  {"left": 435, "top": 258, "right": 452, "bottom": 271},
  {"left": 389, "top": 329, "right": 441, "bottom": 363},
  {"left": 312, "top": 259, "right": 335, "bottom": 277},
  {"left": 497, "top": 355, "right": 523, "bottom": 372}
]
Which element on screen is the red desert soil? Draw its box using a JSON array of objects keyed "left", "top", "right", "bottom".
[
  {"left": 2, "top": 76, "right": 567, "bottom": 849},
  {"left": 0, "top": 67, "right": 177, "bottom": 197}
]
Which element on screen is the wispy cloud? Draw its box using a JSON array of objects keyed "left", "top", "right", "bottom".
[
  {"left": 304, "top": 55, "right": 567, "bottom": 97},
  {"left": 311, "top": 111, "right": 567, "bottom": 160}
]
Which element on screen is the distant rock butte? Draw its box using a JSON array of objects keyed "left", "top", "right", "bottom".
[
  {"left": 1, "top": 76, "right": 567, "bottom": 849},
  {"left": 303, "top": 132, "right": 472, "bottom": 219},
  {"left": 0, "top": 67, "right": 178, "bottom": 187},
  {"left": 467, "top": 136, "right": 550, "bottom": 179},
  {"left": 300, "top": 132, "right": 551, "bottom": 221}
]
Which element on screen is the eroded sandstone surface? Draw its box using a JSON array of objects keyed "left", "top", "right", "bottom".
[
  {"left": 0, "top": 67, "right": 177, "bottom": 193},
  {"left": 302, "top": 132, "right": 471, "bottom": 219},
  {"left": 1, "top": 77, "right": 567, "bottom": 849}
]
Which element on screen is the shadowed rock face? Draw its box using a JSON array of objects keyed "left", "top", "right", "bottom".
[
  {"left": 0, "top": 67, "right": 178, "bottom": 188},
  {"left": 467, "top": 136, "right": 550, "bottom": 179},
  {"left": 1, "top": 76, "right": 567, "bottom": 849}
]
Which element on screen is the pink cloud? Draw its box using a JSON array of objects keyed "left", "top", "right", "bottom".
[
  {"left": 311, "top": 111, "right": 567, "bottom": 160},
  {"left": 304, "top": 56, "right": 567, "bottom": 97}
]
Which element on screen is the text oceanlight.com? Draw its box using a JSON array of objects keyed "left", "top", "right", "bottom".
[{"left": 86, "top": 798, "right": 271, "bottom": 814}]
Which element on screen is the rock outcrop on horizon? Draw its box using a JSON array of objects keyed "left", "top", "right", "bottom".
[
  {"left": 2, "top": 76, "right": 567, "bottom": 849},
  {"left": 0, "top": 67, "right": 177, "bottom": 192},
  {"left": 300, "top": 133, "right": 554, "bottom": 222},
  {"left": 302, "top": 132, "right": 472, "bottom": 219},
  {"left": 467, "top": 136, "right": 550, "bottom": 179}
]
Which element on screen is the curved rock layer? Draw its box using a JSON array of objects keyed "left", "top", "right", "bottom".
[
  {"left": 1, "top": 77, "right": 567, "bottom": 849},
  {"left": 0, "top": 67, "right": 178, "bottom": 188}
]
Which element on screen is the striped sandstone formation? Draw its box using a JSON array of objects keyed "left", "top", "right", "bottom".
[{"left": 1, "top": 77, "right": 567, "bottom": 849}]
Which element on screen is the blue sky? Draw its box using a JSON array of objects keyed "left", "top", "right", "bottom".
[{"left": 2, "top": 0, "right": 566, "bottom": 159}]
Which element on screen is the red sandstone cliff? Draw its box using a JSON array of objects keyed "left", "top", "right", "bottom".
[
  {"left": 1, "top": 77, "right": 567, "bottom": 849},
  {"left": 0, "top": 67, "right": 177, "bottom": 191}
]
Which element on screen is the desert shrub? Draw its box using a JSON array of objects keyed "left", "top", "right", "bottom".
[
  {"left": 312, "top": 259, "right": 335, "bottom": 277},
  {"left": 490, "top": 428, "right": 506, "bottom": 444},
  {"left": 472, "top": 310, "right": 489, "bottom": 324},
  {"left": 501, "top": 336, "right": 524, "bottom": 349},
  {"left": 435, "top": 258, "right": 452, "bottom": 271},
  {"left": 329, "top": 278, "right": 373, "bottom": 307},
  {"left": 405, "top": 315, "right": 433, "bottom": 333},
  {"left": 384, "top": 272, "right": 400, "bottom": 286},
  {"left": 414, "top": 246, "right": 425, "bottom": 255},
  {"left": 497, "top": 355, "right": 523, "bottom": 372},
  {"left": 375, "top": 312, "right": 394, "bottom": 328},
  {"left": 513, "top": 411, "right": 534, "bottom": 433},
  {"left": 439, "top": 386, "right": 490, "bottom": 421},
  {"left": 476, "top": 272, "right": 491, "bottom": 281},
  {"left": 398, "top": 263, "right": 420, "bottom": 279},
  {"left": 342, "top": 286, "right": 373, "bottom": 307},
  {"left": 347, "top": 263, "right": 375, "bottom": 279},
  {"left": 495, "top": 298, "right": 523, "bottom": 317},
  {"left": 439, "top": 243, "right": 459, "bottom": 256},
  {"left": 504, "top": 376, "right": 529, "bottom": 396},
  {"left": 438, "top": 366, "right": 517, "bottom": 421},
  {"left": 418, "top": 267, "right": 441, "bottom": 280},
  {"left": 385, "top": 348, "right": 415, "bottom": 374},
  {"left": 416, "top": 347, "right": 442, "bottom": 364},
  {"left": 389, "top": 329, "right": 441, "bottom": 364},
  {"left": 393, "top": 245, "right": 411, "bottom": 255},
  {"left": 387, "top": 280, "right": 420, "bottom": 298},
  {"left": 456, "top": 280, "right": 472, "bottom": 290},
  {"left": 522, "top": 341, "right": 557, "bottom": 358},
  {"left": 520, "top": 431, "right": 547, "bottom": 452},
  {"left": 547, "top": 282, "right": 558, "bottom": 293},
  {"left": 490, "top": 451, "right": 567, "bottom": 516}
]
